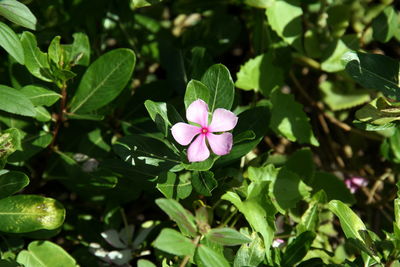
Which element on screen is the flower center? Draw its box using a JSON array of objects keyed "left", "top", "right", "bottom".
[{"left": 201, "top": 127, "right": 209, "bottom": 134}]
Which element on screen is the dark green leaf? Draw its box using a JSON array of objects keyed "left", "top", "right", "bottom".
[
  {"left": 270, "top": 90, "right": 319, "bottom": 146},
  {"left": 0, "top": 0, "right": 37, "bottom": 30},
  {"left": 201, "top": 64, "right": 234, "bottom": 112},
  {"left": 156, "top": 172, "right": 192, "bottom": 200},
  {"left": 184, "top": 80, "right": 210, "bottom": 109},
  {"left": 311, "top": 172, "right": 355, "bottom": 204},
  {"left": 206, "top": 228, "right": 252, "bottom": 246},
  {"left": 155, "top": 198, "right": 197, "bottom": 237},
  {"left": 372, "top": 6, "right": 397, "bottom": 43},
  {"left": 0, "top": 22, "right": 24, "bottom": 64},
  {"left": 236, "top": 52, "right": 284, "bottom": 96},
  {"left": 17, "top": 241, "right": 78, "bottom": 267},
  {"left": 0, "top": 85, "right": 36, "bottom": 117},
  {"left": 281, "top": 231, "right": 316, "bottom": 266},
  {"left": 69, "top": 48, "right": 136, "bottom": 113},
  {"left": 191, "top": 171, "right": 217, "bottom": 196},
  {"left": 20, "top": 85, "right": 61, "bottom": 107},
  {"left": 285, "top": 148, "right": 315, "bottom": 184},
  {"left": 342, "top": 51, "right": 400, "bottom": 100},
  {"left": 153, "top": 228, "right": 196, "bottom": 256},
  {"left": 0, "top": 171, "right": 29, "bottom": 199},
  {"left": 8, "top": 131, "right": 52, "bottom": 162},
  {"left": 0, "top": 195, "right": 65, "bottom": 233}
]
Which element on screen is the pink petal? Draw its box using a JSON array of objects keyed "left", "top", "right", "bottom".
[
  {"left": 350, "top": 177, "right": 368, "bottom": 187},
  {"left": 187, "top": 134, "right": 210, "bottom": 162},
  {"left": 208, "top": 108, "right": 238, "bottom": 132},
  {"left": 186, "top": 99, "right": 209, "bottom": 127},
  {"left": 171, "top": 122, "right": 201, "bottom": 146},
  {"left": 207, "top": 132, "right": 233, "bottom": 156}
]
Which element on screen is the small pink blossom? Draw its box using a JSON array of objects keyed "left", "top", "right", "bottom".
[
  {"left": 272, "top": 238, "right": 285, "bottom": 248},
  {"left": 345, "top": 176, "right": 368, "bottom": 193},
  {"left": 171, "top": 99, "right": 238, "bottom": 162}
]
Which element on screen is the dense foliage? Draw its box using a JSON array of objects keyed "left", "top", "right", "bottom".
[{"left": 1, "top": 0, "right": 400, "bottom": 266}]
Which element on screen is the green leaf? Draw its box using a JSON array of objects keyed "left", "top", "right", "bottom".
[
  {"left": 321, "top": 37, "right": 355, "bottom": 73},
  {"left": 272, "top": 168, "right": 311, "bottom": 211},
  {"left": 0, "top": 171, "right": 29, "bottom": 199},
  {"left": 8, "top": 131, "right": 52, "bottom": 162},
  {"left": 0, "top": 195, "right": 65, "bottom": 233},
  {"left": 327, "top": 4, "right": 351, "bottom": 38},
  {"left": 311, "top": 172, "right": 355, "bottom": 204},
  {"left": 342, "top": 51, "right": 400, "bottom": 100},
  {"left": 63, "top": 32, "right": 91, "bottom": 66},
  {"left": 137, "top": 259, "right": 157, "bottom": 267},
  {"left": 20, "top": 31, "right": 52, "bottom": 82},
  {"left": 270, "top": 90, "right": 319, "bottom": 146},
  {"left": 281, "top": 231, "right": 316, "bottom": 266},
  {"left": 319, "top": 80, "right": 370, "bottom": 111},
  {"left": 17, "top": 241, "right": 78, "bottom": 267},
  {"left": 0, "top": 0, "right": 37, "bottom": 30},
  {"left": 372, "top": 6, "right": 397, "bottom": 43},
  {"left": 144, "top": 100, "right": 182, "bottom": 137},
  {"left": 201, "top": 64, "right": 234, "bottom": 112},
  {"left": 0, "top": 85, "right": 36, "bottom": 117},
  {"left": 285, "top": 148, "right": 315, "bottom": 184},
  {"left": 235, "top": 52, "right": 284, "bottom": 96},
  {"left": 34, "top": 106, "right": 54, "bottom": 121},
  {"left": 153, "top": 228, "right": 196, "bottom": 256},
  {"left": 48, "top": 36, "right": 62, "bottom": 66},
  {"left": 196, "top": 245, "right": 230, "bottom": 267},
  {"left": 0, "top": 128, "right": 20, "bottom": 168},
  {"left": 355, "top": 97, "right": 400, "bottom": 126},
  {"left": 233, "top": 231, "right": 265, "bottom": 267},
  {"left": 113, "top": 135, "right": 179, "bottom": 177},
  {"left": 0, "top": 22, "right": 24, "bottom": 64},
  {"left": 206, "top": 228, "right": 252, "bottom": 246},
  {"left": 156, "top": 172, "right": 192, "bottom": 200},
  {"left": 130, "top": 0, "right": 163, "bottom": 9},
  {"left": 20, "top": 85, "right": 61, "bottom": 107},
  {"left": 266, "top": 0, "right": 303, "bottom": 51},
  {"left": 296, "top": 200, "right": 319, "bottom": 234},
  {"left": 244, "top": 0, "right": 275, "bottom": 8},
  {"left": 184, "top": 80, "right": 211, "bottom": 109},
  {"left": 191, "top": 171, "right": 217, "bottom": 196},
  {"left": 155, "top": 198, "right": 197, "bottom": 237},
  {"left": 69, "top": 48, "right": 136, "bottom": 113}
]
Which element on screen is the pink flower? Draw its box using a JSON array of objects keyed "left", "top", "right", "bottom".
[
  {"left": 345, "top": 176, "right": 368, "bottom": 193},
  {"left": 171, "top": 99, "right": 238, "bottom": 162}
]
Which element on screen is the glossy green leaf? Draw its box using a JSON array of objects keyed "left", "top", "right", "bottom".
[
  {"left": 319, "top": 80, "right": 370, "bottom": 111},
  {"left": 342, "top": 51, "right": 400, "bottom": 100},
  {"left": 270, "top": 90, "right": 319, "bottom": 146},
  {"left": 153, "top": 228, "right": 196, "bottom": 256},
  {"left": 62, "top": 32, "right": 90, "bottom": 66},
  {"left": 0, "top": 195, "right": 65, "bottom": 233},
  {"left": 0, "top": 22, "right": 24, "bottom": 64},
  {"left": 233, "top": 231, "right": 265, "bottom": 267},
  {"left": 0, "top": 85, "right": 36, "bottom": 117},
  {"left": 266, "top": 0, "right": 303, "bottom": 51},
  {"left": 20, "top": 85, "right": 61, "bottom": 107},
  {"left": 321, "top": 37, "right": 354, "bottom": 73},
  {"left": 17, "top": 241, "right": 78, "bottom": 267},
  {"left": 184, "top": 80, "right": 210, "bottom": 109},
  {"left": 0, "top": 0, "right": 37, "bottom": 30},
  {"left": 201, "top": 64, "right": 234, "bottom": 112},
  {"left": 196, "top": 245, "right": 230, "bottom": 267},
  {"left": 156, "top": 172, "right": 192, "bottom": 200},
  {"left": 281, "top": 231, "right": 316, "bottom": 266},
  {"left": 272, "top": 168, "right": 311, "bottom": 211},
  {"left": 20, "top": 31, "right": 52, "bottom": 82},
  {"left": 0, "top": 128, "right": 20, "bottom": 168},
  {"left": 191, "top": 171, "right": 217, "bottom": 196},
  {"left": 69, "top": 48, "right": 136, "bottom": 113},
  {"left": 0, "top": 171, "right": 29, "bottom": 199},
  {"left": 155, "top": 198, "right": 197, "bottom": 237},
  {"left": 235, "top": 52, "right": 284, "bottom": 96},
  {"left": 372, "top": 6, "right": 397, "bottom": 43},
  {"left": 311, "top": 172, "right": 355, "bottom": 204},
  {"left": 113, "top": 135, "right": 179, "bottom": 177},
  {"left": 206, "top": 228, "right": 252, "bottom": 246}
]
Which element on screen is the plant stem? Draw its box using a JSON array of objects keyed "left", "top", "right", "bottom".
[{"left": 50, "top": 82, "right": 68, "bottom": 150}]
